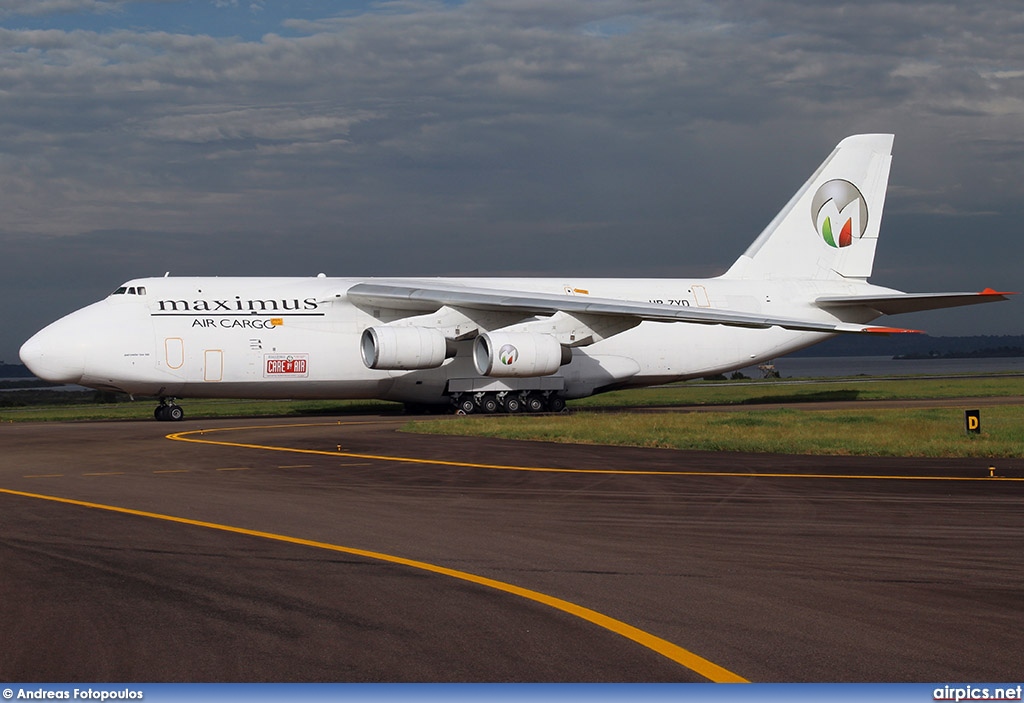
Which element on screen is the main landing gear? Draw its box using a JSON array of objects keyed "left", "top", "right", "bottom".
[
  {"left": 154, "top": 398, "right": 185, "bottom": 422},
  {"left": 451, "top": 391, "right": 566, "bottom": 415}
]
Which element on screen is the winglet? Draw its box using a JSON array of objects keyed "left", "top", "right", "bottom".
[{"left": 864, "top": 326, "right": 925, "bottom": 335}]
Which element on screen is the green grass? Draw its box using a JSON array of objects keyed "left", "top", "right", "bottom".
[
  {"left": 0, "top": 397, "right": 399, "bottom": 423},
  {"left": 568, "top": 375, "right": 1024, "bottom": 408},
  {"left": 402, "top": 373, "right": 1024, "bottom": 458},
  {"left": 405, "top": 405, "right": 1024, "bottom": 458}
]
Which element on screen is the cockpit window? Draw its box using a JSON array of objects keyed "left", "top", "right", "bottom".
[{"left": 111, "top": 285, "right": 146, "bottom": 296}]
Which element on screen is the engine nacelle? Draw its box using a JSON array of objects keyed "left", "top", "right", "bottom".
[
  {"left": 361, "top": 326, "right": 448, "bottom": 370},
  {"left": 473, "top": 332, "right": 569, "bottom": 377}
]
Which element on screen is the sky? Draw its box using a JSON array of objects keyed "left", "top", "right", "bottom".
[{"left": 2, "top": 0, "right": 1022, "bottom": 363}]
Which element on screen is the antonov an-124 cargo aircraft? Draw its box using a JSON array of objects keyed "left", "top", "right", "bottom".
[{"left": 20, "top": 134, "right": 1013, "bottom": 420}]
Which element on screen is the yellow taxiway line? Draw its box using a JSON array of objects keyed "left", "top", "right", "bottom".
[
  {"left": 167, "top": 421, "right": 1023, "bottom": 481},
  {"left": 0, "top": 485, "right": 747, "bottom": 683}
]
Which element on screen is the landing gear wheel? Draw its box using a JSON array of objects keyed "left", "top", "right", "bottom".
[
  {"left": 525, "top": 394, "right": 546, "bottom": 413},
  {"left": 457, "top": 398, "right": 476, "bottom": 415},
  {"left": 480, "top": 394, "right": 499, "bottom": 413},
  {"left": 155, "top": 401, "right": 185, "bottom": 422},
  {"left": 547, "top": 396, "right": 566, "bottom": 413},
  {"left": 503, "top": 396, "right": 522, "bottom": 413}
]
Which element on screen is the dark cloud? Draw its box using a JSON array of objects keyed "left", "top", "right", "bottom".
[
  {"left": 0, "top": 0, "right": 127, "bottom": 18},
  {"left": 1, "top": 0, "right": 1021, "bottom": 360}
]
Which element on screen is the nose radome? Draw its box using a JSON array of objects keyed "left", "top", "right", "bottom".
[{"left": 19, "top": 320, "right": 86, "bottom": 385}]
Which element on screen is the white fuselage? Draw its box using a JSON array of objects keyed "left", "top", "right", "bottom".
[{"left": 19, "top": 274, "right": 885, "bottom": 405}]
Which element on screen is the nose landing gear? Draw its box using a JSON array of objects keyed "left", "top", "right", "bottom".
[{"left": 155, "top": 399, "right": 185, "bottom": 422}]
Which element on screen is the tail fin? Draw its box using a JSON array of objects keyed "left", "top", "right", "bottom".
[{"left": 723, "top": 134, "right": 894, "bottom": 281}]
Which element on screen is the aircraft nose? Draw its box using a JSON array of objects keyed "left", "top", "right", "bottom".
[{"left": 19, "top": 320, "right": 86, "bottom": 385}]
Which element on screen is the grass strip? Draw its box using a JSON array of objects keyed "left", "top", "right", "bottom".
[
  {"left": 406, "top": 405, "right": 1024, "bottom": 458},
  {"left": 3, "top": 376, "right": 1022, "bottom": 460},
  {"left": 569, "top": 375, "right": 1024, "bottom": 408}
]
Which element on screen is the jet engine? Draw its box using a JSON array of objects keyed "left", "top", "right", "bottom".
[
  {"left": 360, "top": 326, "right": 448, "bottom": 370},
  {"left": 473, "top": 331, "right": 569, "bottom": 377}
]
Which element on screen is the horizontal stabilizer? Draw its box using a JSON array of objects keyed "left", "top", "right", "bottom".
[{"left": 815, "top": 288, "right": 1016, "bottom": 316}]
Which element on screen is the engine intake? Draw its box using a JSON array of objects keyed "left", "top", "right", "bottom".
[
  {"left": 361, "top": 326, "right": 448, "bottom": 370},
  {"left": 473, "top": 332, "right": 569, "bottom": 377}
]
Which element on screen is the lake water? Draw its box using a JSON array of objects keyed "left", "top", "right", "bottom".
[{"left": 737, "top": 355, "right": 1024, "bottom": 380}]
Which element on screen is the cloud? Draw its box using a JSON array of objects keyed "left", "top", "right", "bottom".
[
  {"left": 3, "top": 2, "right": 1021, "bottom": 229},
  {"left": 0, "top": 0, "right": 125, "bottom": 18},
  {"left": 1, "top": 0, "right": 1022, "bottom": 358}
]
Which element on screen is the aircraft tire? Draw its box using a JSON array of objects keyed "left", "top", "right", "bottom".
[
  {"left": 481, "top": 394, "right": 499, "bottom": 413},
  {"left": 525, "top": 394, "right": 545, "bottom": 413},
  {"left": 457, "top": 398, "right": 476, "bottom": 415},
  {"left": 155, "top": 403, "right": 184, "bottom": 421},
  {"left": 503, "top": 396, "right": 522, "bottom": 413},
  {"left": 547, "top": 396, "right": 566, "bottom": 413}
]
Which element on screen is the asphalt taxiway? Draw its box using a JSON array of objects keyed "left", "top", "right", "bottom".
[{"left": 1, "top": 416, "right": 1022, "bottom": 682}]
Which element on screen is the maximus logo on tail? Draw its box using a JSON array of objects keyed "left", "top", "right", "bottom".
[{"left": 811, "top": 179, "right": 868, "bottom": 248}]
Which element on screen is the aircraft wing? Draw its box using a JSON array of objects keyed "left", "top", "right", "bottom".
[
  {"left": 346, "top": 281, "right": 920, "bottom": 335},
  {"left": 815, "top": 288, "right": 1015, "bottom": 316}
]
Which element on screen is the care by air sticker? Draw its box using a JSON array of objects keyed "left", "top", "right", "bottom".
[{"left": 264, "top": 354, "right": 309, "bottom": 377}]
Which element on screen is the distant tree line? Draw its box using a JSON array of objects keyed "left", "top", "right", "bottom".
[
  {"left": 789, "top": 335, "right": 1024, "bottom": 358},
  {"left": 0, "top": 362, "right": 36, "bottom": 379}
]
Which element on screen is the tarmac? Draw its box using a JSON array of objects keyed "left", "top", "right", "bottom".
[{"left": 1, "top": 415, "right": 1021, "bottom": 682}]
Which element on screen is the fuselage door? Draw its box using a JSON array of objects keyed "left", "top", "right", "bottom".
[
  {"left": 165, "top": 338, "right": 184, "bottom": 370},
  {"left": 204, "top": 349, "right": 223, "bottom": 382}
]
